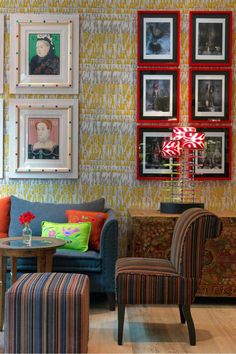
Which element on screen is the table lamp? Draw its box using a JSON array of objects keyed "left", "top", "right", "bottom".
[{"left": 160, "top": 126, "right": 205, "bottom": 214}]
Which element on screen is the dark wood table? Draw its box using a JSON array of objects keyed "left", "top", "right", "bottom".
[{"left": 0, "top": 237, "right": 65, "bottom": 330}]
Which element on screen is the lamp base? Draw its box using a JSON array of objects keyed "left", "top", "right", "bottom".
[{"left": 160, "top": 202, "right": 204, "bottom": 214}]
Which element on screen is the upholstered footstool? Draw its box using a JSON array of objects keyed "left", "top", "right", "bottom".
[{"left": 4, "top": 272, "right": 90, "bottom": 354}]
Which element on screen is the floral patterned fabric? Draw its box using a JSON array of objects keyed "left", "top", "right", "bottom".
[{"left": 41, "top": 221, "right": 92, "bottom": 252}]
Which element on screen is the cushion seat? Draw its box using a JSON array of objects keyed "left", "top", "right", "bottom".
[{"left": 7, "top": 249, "right": 102, "bottom": 273}]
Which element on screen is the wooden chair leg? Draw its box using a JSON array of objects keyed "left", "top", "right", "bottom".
[
  {"left": 107, "top": 292, "right": 116, "bottom": 311},
  {"left": 179, "top": 304, "right": 185, "bottom": 324},
  {"left": 118, "top": 304, "right": 125, "bottom": 345},
  {"left": 182, "top": 305, "right": 196, "bottom": 346}
]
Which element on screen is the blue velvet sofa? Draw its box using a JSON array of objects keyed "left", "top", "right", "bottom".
[{"left": 8, "top": 196, "right": 118, "bottom": 310}]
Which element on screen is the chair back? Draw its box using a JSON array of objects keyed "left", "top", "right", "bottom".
[{"left": 170, "top": 208, "right": 222, "bottom": 279}]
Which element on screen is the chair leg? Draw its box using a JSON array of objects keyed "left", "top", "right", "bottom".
[
  {"left": 107, "top": 292, "right": 116, "bottom": 311},
  {"left": 118, "top": 304, "right": 125, "bottom": 345},
  {"left": 179, "top": 304, "right": 185, "bottom": 324},
  {"left": 182, "top": 305, "right": 196, "bottom": 346}
]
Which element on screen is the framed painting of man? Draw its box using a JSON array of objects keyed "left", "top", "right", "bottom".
[
  {"left": 0, "top": 15, "right": 4, "bottom": 94},
  {"left": 137, "top": 68, "right": 179, "bottom": 123},
  {"left": 191, "top": 126, "right": 231, "bottom": 181},
  {"left": 9, "top": 99, "right": 78, "bottom": 179},
  {"left": 10, "top": 14, "right": 79, "bottom": 94},
  {"left": 189, "top": 68, "right": 232, "bottom": 123},
  {"left": 189, "top": 11, "right": 232, "bottom": 66},
  {"left": 137, "top": 126, "right": 178, "bottom": 180},
  {"left": 138, "top": 10, "right": 180, "bottom": 66}
]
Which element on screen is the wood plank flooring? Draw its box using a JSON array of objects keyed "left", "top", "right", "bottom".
[{"left": 1, "top": 295, "right": 235, "bottom": 353}]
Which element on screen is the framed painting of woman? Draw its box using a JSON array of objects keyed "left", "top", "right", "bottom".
[{"left": 10, "top": 14, "right": 79, "bottom": 94}]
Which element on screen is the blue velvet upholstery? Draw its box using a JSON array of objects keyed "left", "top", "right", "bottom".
[{"left": 7, "top": 197, "right": 118, "bottom": 309}]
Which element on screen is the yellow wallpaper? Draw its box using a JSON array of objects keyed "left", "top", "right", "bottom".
[{"left": 0, "top": 0, "right": 235, "bottom": 255}]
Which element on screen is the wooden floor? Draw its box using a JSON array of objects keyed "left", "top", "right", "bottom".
[{"left": 1, "top": 295, "right": 235, "bottom": 353}]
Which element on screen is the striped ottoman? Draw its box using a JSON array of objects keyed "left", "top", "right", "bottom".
[{"left": 4, "top": 272, "right": 90, "bottom": 354}]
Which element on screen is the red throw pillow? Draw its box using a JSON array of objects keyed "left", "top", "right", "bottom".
[
  {"left": 0, "top": 196, "right": 11, "bottom": 238},
  {"left": 66, "top": 210, "right": 107, "bottom": 251}
]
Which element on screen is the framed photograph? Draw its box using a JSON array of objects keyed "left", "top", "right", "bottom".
[
  {"left": 137, "top": 68, "right": 179, "bottom": 123},
  {"left": 189, "top": 11, "right": 232, "bottom": 66},
  {"left": 10, "top": 14, "right": 79, "bottom": 94},
  {"left": 0, "top": 15, "right": 4, "bottom": 94},
  {"left": 0, "top": 100, "right": 3, "bottom": 178},
  {"left": 9, "top": 99, "right": 78, "bottom": 179},
  {"left": 189, "top": 68, "right": 232, "bottom": 123},
  {"left": 137, "top": 126, "right": 178, "bottom": 180},
  {"left": 138, "top": 10, "right": 180, "bottom": 66},
  {"left": 191, "top": 126, "right": 231, "bottom": 180}
]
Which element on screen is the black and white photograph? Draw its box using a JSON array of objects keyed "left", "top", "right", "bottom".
[
  {"left": 193, "top": 127, "right": 231, "bottom": 180},
  {"left": 190, "top": 11, "right": 232, "bottom": 65},
  {"left": 137, "top": 68, "right": 179, "bottom": 123},
  {"left": 138, "top": 10, "right": 180, "bottom": 65},
  {"left": 189, "top": 68, "right": 231, "bottom": 123},
  {"left": 137, "top": 127, "right": 178, "bottom": 180}
]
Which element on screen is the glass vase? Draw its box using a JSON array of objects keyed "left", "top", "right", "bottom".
[{"left": 22, "top": 223, "right": 32, "bottom": 246}]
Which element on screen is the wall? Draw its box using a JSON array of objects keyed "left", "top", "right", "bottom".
[{"left": 0, "top": 0, "right": 235, "bottom": 255}]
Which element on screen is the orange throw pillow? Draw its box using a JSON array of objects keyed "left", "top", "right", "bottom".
[
  {"left": 0, "top": 196, "right": 11, "bottom": 238},
  {"left": 66, "top": 210, "right": 107, "bottom": 251}
]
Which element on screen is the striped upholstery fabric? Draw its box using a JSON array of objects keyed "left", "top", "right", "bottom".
[
  {"left": 116, "top": 209, "right": 222, "bottom": 305},
  {"left": 4, "top": 272, "right": 90, "bottom": 354}
]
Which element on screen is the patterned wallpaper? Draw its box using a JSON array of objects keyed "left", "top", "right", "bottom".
[{"left": 0, "top": 0, "right": 235, "bottom": 255}]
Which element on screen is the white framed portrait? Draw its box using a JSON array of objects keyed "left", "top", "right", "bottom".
[
  {"left": 0, "top": 100, "right": 3, "bottom": 178},
  {"left": 0, "top": 15, "right": 4, "bottom": 94},
  {"left": 10, "top": 14, "right": 79, "bottom": 94},
  {"left": 9, "top": 99, "right": 78, "bottom": 179}
]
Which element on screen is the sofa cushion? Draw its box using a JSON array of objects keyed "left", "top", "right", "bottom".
[
  {"left": 9, "top": 196, "right": 105, "bottom": 237},
  {"left": 8, "top": 249, "right": 102, "bottom": 273},
  {"left": 66, "top": 210, "right": 108, "bottom": 251},
  {"left": 42, "top": 221, "right": 92, "bottom": 252},
  {"left": 0, "top": 196, "right": 11, "bottom": 238}
]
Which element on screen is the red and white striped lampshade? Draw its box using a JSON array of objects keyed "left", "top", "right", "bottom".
[
  {"left": 180, "top": 132, "right": 205, "bottom": 149},
  {"left": 161, "top": 140, "right": 182, "bottom": 158},
  {"left": 172, "top": 126, "right": 196, "bottom": 141}
]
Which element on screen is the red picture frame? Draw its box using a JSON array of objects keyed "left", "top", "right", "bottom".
[
  {"left": 189, "top": 11, "right": 232, "bottom": 66},
  {"left": 189, "top": 126, "right": 232, "bottom": 181},
  {"left": 189, "top": 67, "right": 232, "bottom": 124},
  {"left": 137, "top": 67, "right": 179, "bottom": 123},
  {"left": 137, "top": 10, "right": 180, "bottom": 66},
  {"left": 137, "top": 126, "right": 179, "bottom": 180}
]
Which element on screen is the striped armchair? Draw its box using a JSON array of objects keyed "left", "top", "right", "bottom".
[{"left": 116, "top": 208, "right": 222, "bottom": 345}]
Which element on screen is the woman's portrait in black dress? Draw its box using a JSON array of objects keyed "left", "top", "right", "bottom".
[{"left": 29, "top": 34, "right": 60, "bottom": 75}]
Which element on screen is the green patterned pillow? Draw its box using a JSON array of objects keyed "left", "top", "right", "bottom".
[{"left": 41, "top": 221, "right": 92, "bottom": 252}]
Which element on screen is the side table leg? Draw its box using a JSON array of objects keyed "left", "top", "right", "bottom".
[
  {"left": 10, "top": 257, "right": 17, "bottom": 285},
  {"left": 0, "top": 256, "right": 7, "bottom": 331},
  {"left": 37, "top": 256, "right": 46, "bottom": 272},
  {"left": 45, "top": 255, "right": 53, "bottom": 272}
]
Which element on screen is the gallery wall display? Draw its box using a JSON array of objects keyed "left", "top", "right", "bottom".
[
  {"left": 192, "top": 126, "right": 232, "bottom": 180},
  {"left": 137, "top": 10, "right": 180, "bottom": 66},
  {"left": 0, "top": 100, "right": 3, "bottom": 178},
  {"left": 189, "top": 11, "right": 232, "bottom": 66},
  {"left": 189, "top": 67, "right": 232, "bottom": 123},
  {"left": 137, "top": 68, "right": 179, "bottom": 123},
  {"left": 9, "top": 99, "right": 79, "bottom": 179},
  {"left": 0, "top": 15, "right": 4, "bottom": 94},
  {"left": 137, "top": 126, "right": 178, "bottom": 180},
  {"left": 10, "top": 14, "right": 79, "bottom": 94}
]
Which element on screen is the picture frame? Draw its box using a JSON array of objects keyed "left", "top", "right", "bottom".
[
  {"left": 137, "top": 126, "right": 178, "bottom": 180},
  {"left": 9, "top": 99, "right": 79, "bottom": 179},
  {"left": 191, "top": 126, "right": 231, "bottom": 181},
  {"left": 189, "top": 68, "right": 232, "bottom": 123},
  {"left": 10, "top": 14, "right": 79, "bottom": 94},
  {"left": 137, "top": 68, "right": 179, "bottom": 123},
  {"left": 138, "top": 10, "right": 180, "bottom": 66},
  {"left": 0, "top": 15, "right": 4, "bottom": 94},
  {"left": 189, "top": 11, "right": 232, "bottom": 66},
  {"left": 0, "top": 100, "right": 3, "bottom": 178}
]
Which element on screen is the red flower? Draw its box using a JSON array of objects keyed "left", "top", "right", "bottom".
[{"left": 19, "top": 211, "right": 35, "bottom": 225}]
